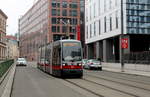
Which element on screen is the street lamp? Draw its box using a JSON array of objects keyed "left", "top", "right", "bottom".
[{"left": 57, "top": 18, "right": 71, "bottom": 39}]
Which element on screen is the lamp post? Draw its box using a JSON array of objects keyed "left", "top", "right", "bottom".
[
  {"left": 57, "top": 18, "right": 70, "bottom": 39},
  {"left": 120, "top": 0, "right": 125, "bottom": 72}
]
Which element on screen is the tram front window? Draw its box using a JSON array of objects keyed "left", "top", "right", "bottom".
[{"left": 62, "top": 42, "right": 82, "bottom": 61}]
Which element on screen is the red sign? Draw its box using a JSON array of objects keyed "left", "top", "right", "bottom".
[
  {"left": 121, "top": 38, "right": 128, "bottom": 49},
  {"left": 76, "top": 25, "right": 81, "bottom": 40}
]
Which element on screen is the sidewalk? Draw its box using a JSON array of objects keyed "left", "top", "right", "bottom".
[{"left": 102, "top": 62, "right": 150, "bottom": 77}]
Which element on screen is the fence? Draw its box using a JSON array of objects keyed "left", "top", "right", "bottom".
[
  {"left": 0, "top": 59, "right": 14, "bottom": 78},
  {"left": 124, "top": 51, "right": 150, "bottom": 64}
]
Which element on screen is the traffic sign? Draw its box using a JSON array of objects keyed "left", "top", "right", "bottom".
[{"left": 121, "top": 38, "right": 128, "bottom": 49}]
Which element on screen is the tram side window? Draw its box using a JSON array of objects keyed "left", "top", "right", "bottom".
[
  {"left": 45, "top": 47, "right": 51, "bottom": 64},
  {"left": 52, "top": 46, "right": 61, "bottom": 66}
]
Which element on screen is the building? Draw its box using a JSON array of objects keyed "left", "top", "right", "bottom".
[
  {"left": 19, "top": 0, "right": 81, "bottom": 61},
  {"left": 0, "top": 9, "right": 7, "bottom": 60},
  {"left": 6, "top": 35, "right": 19, "bottom": 59},
  {"left": 85, "top": 0, "right": 150, "bottom": 62},
  {"left": 80, "top": 0, "right": 86, "bottom": 58}
]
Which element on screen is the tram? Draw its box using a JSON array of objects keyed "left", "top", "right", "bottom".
[{"left": 37, "top": 39, "right": 83, "bottom": 77}]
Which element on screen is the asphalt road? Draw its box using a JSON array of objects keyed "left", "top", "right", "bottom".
[{"left": 11, "top": 63, "right": 150, "bottom": 97}]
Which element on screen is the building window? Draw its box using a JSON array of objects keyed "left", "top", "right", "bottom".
[
  {"left": 94, "top": 22, "right": 96, "bottom": 35},
  {"left": 70, "top": 10, "right": 77, "bottom": 16},
  {"left": 90, "top": 24, "right": 92, "bottom": 37},
  {"left": 62, "top": 26, "right": 67, "bottom": 33},
  {"left": 57, "top": 26, "right": 60, "bottom": 32},
  {"left": 52, "top": 1, "right": 57, "bottom": 7},
  {"left": 70, "top": 3, "right": 78, "bottom": 8},
  {"left": 52, "top": 9, "right": 57, "bottom": 16},
  {"left": 52, "top": 26, "right": 57, "bottom": 32},
  {"left": 62, "top": 1, "right": 68, "bottom": 8},
  {"left": 62, "top": 10, "right": 67, "bottom": 16},
  {"left": 104, "top": 17, "right": 107, "bottom": 32},
  {"left": 70, "top": 18, "right": 77, "bottom": 25},
  {"left": 52, "top": 18, "right": 57, "bottom": 24},
  {"left": 110, "top": 17, "right": 112, "bottom": 31},
  {"left": 57, "top": 9, "right": 60, "bottom": 16},
  {"left": 99, "top": 20, "right": 101, "bottom": 35},
  {"left": 70, "top": 26, "right": 76, "bottom": 33},
  {"left": 86, "top": 26, "right": 88, "bottom": 38},
  {"left": 116, "top": 17, "right": 118, "bottom": 29}
]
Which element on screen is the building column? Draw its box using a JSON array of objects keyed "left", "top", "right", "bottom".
[
  {"left": 103, "top": 39, "right": 113, "bottom": 62},
  {"left": 96, "top": 42, "right": 100, "bottom": 59},
  {"left": 103, "top": 40, "right": 107, "bottom": 62},
  {"left": 99, "top": 41, "right": 103, "bottom": 61},
  {"left": 86, "top": 44, "right": 94, "bottom": 59}
]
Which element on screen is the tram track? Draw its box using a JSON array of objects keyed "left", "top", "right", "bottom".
[
  {"left": 85, "top": 73, "right": 150, "bottom": 92},
  {"left": 82, "top": 78, "right": 139, "bottom": 97},
  {"left": 85, "top": 71, "right": 150, "bottom": 85},
  {"left": 64, "top": 79, "right": 104, "bottom": 97},
  {"left": 64, "top": 78, "right": 139, "bottom": 97}
]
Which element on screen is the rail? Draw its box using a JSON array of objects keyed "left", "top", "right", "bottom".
[{"left": 0, "top": 59, "right": 14, "bottom": 78}]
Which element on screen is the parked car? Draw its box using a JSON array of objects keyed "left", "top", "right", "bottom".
[
  {"left": 83, "top": 59, "right": 102, "bottom": 70},
  {"left": 82, "top": 59, "right": 88, "bottom": 66},
  {"left": 16, "top": 58, "right": 27, "bottom": 66}
]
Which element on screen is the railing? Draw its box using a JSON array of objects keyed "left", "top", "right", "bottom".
[
  {"left": 124, "top": 51, "right": 150, "bottom": 64},
  {"left": 107, "top": 51, "right": 150, "bottom": 64},
  {"left": 0, "top": 59, "right": 14, "bottom": 78}
]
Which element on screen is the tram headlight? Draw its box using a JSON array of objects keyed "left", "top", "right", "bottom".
[
  {"left": 78, "top": 63, "right": 82, "bottom": 66},
  {"left": 62, "top": 63, "right": 67, "bottom": 66}
]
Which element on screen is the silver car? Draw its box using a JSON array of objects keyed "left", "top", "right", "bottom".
[
  {"left": 84, "top": 59, "right": 102, "bottom": 70},
  {"left": 16, "top": 58, "right": 27, "bottom": 66}
]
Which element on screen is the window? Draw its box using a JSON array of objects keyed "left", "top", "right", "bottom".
[
  {"left": 86, "top": 26, "right": 88, "bottom": 38},
  {"left": 52, "top": 1, "right": 57, "bottom": 7},
  {"left": 99, "top": 20, "right": 101, "bottom": 35},
  {"left": 52, "top": 9, "right": 57, "bottom": 16},
  {"left": 70, "top": 3, "right": 78, "bottom": 8},
  {"left": 62, "top": 26, "right": 67, "bottom": 33},
  {"left": 70, "top": 18, "right": 77, "bottom": 25},
  {"left": 52, "top": 26, "right": 57, "bottom": 32},
  {"left": 90, "top": 24, "right": 92, "bottom": 37},
  {"left": 110, "top": 17, "right": 112, "bottom": 31},
  {"left": 116, "top": 16, "right": 118, "bottom": 29},
  {"left": 62, "top": 10, "right": 67, "bottom": 16},
  {"left": 62, "top": 1, "right": 67, "bottom": 8},
  {"left": 70, "top": 10, "right": 77, "bottom": 16},
  {"left": 94, "top": 22, "right": 96, "bottom": 35},
  {"left": 57, "top": 26, "right": 60, "bottom": 32},
  {"left": 52, "top": 18, "right": 57, "bottom": 24},
  {"left": 104, "top": 17, "right": 107, "bottom": 32}
]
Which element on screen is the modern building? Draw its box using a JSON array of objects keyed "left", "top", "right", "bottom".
[
  {"left": 19, "top": 0, "right": 81, "bottom": 61},
  {"left": 80, "top": 0, "right": 86, "bottom": 58},
  {"left": 85, "top": 0, "right": 150, "bottom": 62},
  {"left": 6, "top": 35, "right": 19, "bottom": 59},
  {"left": 0, "top": 9, "right": 7, "bottom": 60}
]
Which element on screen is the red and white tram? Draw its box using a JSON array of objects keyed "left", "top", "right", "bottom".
[{"left": 37, "top": 39, "right": 83, "bottom": 77}]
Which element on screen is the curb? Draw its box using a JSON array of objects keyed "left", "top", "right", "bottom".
[
  {"left": 1, "top": 64, "right": 16, "bottom": 97},
  {"left": 103, "top": 67, "right": 150, "bottom": 78}
]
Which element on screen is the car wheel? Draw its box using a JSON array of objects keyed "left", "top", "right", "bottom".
[{"left": 99, "top": 67, "right": 102, "bottom": 71}]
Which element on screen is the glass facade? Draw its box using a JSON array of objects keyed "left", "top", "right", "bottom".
[{"left": 126, "top": 0, "right": 150, "bottom": 34}]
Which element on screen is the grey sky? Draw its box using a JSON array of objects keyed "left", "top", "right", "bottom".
[{"left": 0, "top": 0, "right": 36, "bottom": 35}]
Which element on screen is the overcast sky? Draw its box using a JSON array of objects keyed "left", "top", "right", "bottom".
[{"left": 0, "top": 0, "right": 36, "bottom": 35}]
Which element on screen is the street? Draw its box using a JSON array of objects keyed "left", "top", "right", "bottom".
[{"left": 11, "top": 63, "right": 150, "bottom": 97}]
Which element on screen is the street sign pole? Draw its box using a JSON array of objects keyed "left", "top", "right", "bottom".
[{"left": 121, "top": 0, "right": 125, "bottom": 72}]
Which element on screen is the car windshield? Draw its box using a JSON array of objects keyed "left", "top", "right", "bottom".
[
  {"left": 18, "top": 58, "right": 26, "bottom": 61},
  {"left": 91, "top": 59, "right": 99, "bottom": 62}
]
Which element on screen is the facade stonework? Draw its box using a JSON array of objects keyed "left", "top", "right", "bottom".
[
  {"left": 0, "top": 9, "right": 7, "bottom": 60},
  {"left": 19, "top": 0, "right": 81, "bottom": 61}
]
